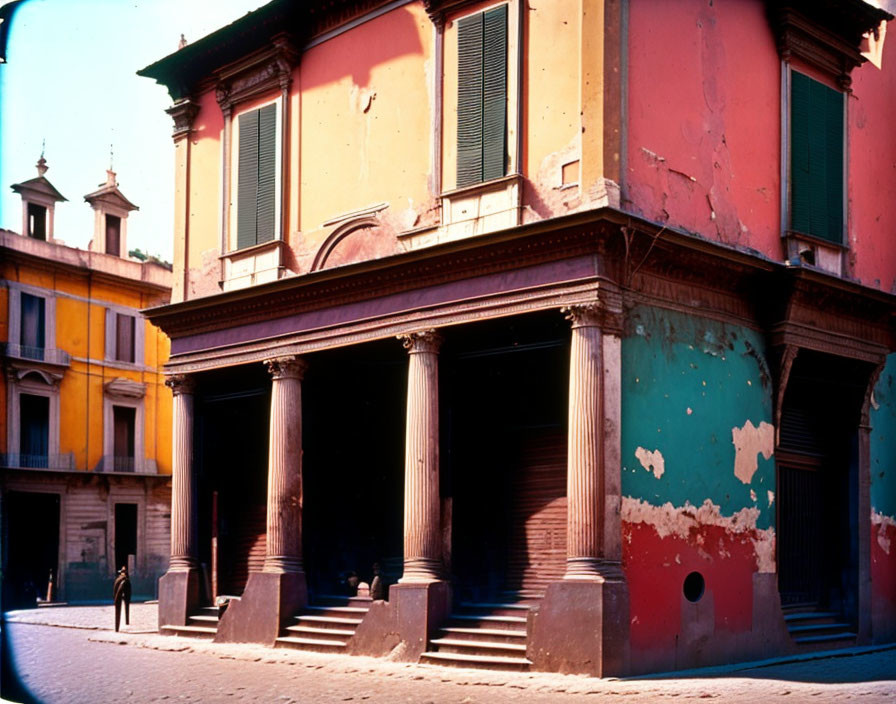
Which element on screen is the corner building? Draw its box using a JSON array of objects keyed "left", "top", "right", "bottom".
[{"left": 139, "top": 0, "right": 896, "bottom": 675}]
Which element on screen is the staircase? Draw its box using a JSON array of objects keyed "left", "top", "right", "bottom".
[
  {"left": 783, "top": 603, "right": 856, "bottom": 645},
  {"left": 275, "top": 595, "right": 372, "bottom": 653},
  {"left": 419, "top": 596, "right": 537, "bottom": 671},
  {"left": 160, "top": 605, "right": 220, "bottom": 639}
]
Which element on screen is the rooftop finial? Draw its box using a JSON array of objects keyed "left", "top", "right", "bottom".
[
  {"left": 36, "top": 139, "right": 48, "bottom": 176},
  {"left": 106, "top": 143, "right": 117, "bottom": 186},
  {"left": 178, "top": 33, "right": 188, "bottom": 50},
  {"left": 110, "top": 143, "right": 114, "bottom": 171}
]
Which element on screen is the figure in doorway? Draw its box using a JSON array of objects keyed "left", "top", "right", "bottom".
[{"left": 113, "top": 566, "right": 131, "bottom": 632}]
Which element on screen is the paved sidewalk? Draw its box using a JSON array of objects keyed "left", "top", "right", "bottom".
[{"left": 4, "top": 603, "right": 896, "bottom": 703}]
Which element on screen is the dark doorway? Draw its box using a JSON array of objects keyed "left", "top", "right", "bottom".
[
  {"left": 196, "top": 364, "right": 270, "bottom": 600},
  {"left": 443, "top": 312, "right": 568, "bottom": 602},
  {"left": 114, "top": 504, "right": 138, "bottom": 573},
  {"left": 3, "top": 491, "right": 60, "bottom": 609},
  {"left": 27, "top": 202, "right": 47, "bottom": 240},
  {"left": 303, "top": 340, "right": 406, "bottom": 597},
  {"left": 777, "top": 351, "right": 870, "bottom": 622},
  {"left": 106, "top": 215, "right": 121, "bottom": 255}
]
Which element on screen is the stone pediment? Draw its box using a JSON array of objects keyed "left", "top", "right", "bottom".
[{"left": 104, "top": 377, "right": 147, "bottom": 399}]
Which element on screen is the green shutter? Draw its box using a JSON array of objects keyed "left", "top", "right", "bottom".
[
  {"left": 457, "top": 12, "right": 484, "bottom": 188},
  {"left": 482, "top": 5, "right": 507, "bottom": 181},
  {"left": 256, "top": 103, "right": 277, "bottom": 244},
  {"left": 790, "top": 72, "right": 843, "bottom": 244},
  {"left": 237, "top": 109, "right": 259, "bottom": 249},
  {"left": 456, "top": 6, "right": 507, "bottom": 188}
]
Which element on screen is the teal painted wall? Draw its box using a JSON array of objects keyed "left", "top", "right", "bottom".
[
  {"left": 620, "top": 306, "right": 775, "bottom": 529},
  {"left": 870, "top": 353, "right": 896, "bottom": 519}
]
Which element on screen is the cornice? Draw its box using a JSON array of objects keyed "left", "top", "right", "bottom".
[{"left": 215, "top": 33, "right": 298, "bottom": 115}]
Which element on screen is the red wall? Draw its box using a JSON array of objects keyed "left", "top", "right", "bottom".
[
  {"left": 626, "top": 0, "right": 781, "bottom": 258},
  {"left": 848, "top": 36, "right": 896, "bottom": 293}
]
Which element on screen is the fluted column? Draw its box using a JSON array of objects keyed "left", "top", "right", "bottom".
[
  {"left": 399, "top": 330, "right": 443, "bottom": 582},
  {"left": 263, "top": 356, "right": 307, "bottom": 574},
  {"left": 564, "top": 304, "right": 603, "bottom": 579},
  {"left": 165, "top": 374, "right": 198, "bottom": 571}
]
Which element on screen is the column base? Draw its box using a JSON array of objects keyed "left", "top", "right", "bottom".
[
  {"left": 215, "top": 571, "right": 307, "bottom": 645},
  {"left": 387, "top": 580, "right": 451, "bottom": 661},
  {"left": 528, "top": 575, "right": 630, "bottom": 677},
  {"left": 158, "top": 568, "right": 200, "bottom": 630}
]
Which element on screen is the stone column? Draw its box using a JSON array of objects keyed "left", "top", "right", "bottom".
[
  {"left": 263, "top": 356, "right": 307, "bottom": 574},
  {"left": 564, "top": 304, "right": 604, "bottom": 579},
  {"left": 166, "top": 374, "right": 198, "bottom": 571},
  {"left": 399, "top": 330, "right": 443, "bottom": 582},
  {"left": 159, "top": 373, "right": 199, "bottom": 629}
]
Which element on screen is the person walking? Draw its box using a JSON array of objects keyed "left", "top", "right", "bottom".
[{"left": 113, "top": 566, "right": 131, "bottom": 632}]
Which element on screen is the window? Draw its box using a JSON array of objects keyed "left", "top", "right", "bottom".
[
  {"left": 27, "top": 203, "right": 47, "bottom": 240},
  {"left": 20, "top": 293, "right": 46, "bottom": 360},
  {"left": 236, "top": 103, "right": 277, "bottom": 250},
  {"left": 456, "top": 4, "right": 508, "bottom": 188},
  {"left": 112, "top": 406, "right": 136, "bottom": 472},
  {"left": 105, "top": 310, "right": 142, "bottom": 366},
  {"left": 789, "top": 71, "right": 844, "bottom": 244},
  {"left": 19, "top": 393, "right": 49, "bottom": 468},
  {"left": 105, "top": 215, "right": 121, "bottom": 256},
  {"left": 115, "top": 313, "right": 135, "bottom": 363}
]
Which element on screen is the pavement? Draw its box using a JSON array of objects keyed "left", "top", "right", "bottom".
[{"left": 2, "top": 603, "right": 896, "bottom": 703}]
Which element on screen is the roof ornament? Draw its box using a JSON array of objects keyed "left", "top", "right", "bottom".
[
  {"left": 36, "top": 139, "right": 48, "bottom": 176},
  {"left": 178, "top": 33, "right": 187, "bottom": 50}
]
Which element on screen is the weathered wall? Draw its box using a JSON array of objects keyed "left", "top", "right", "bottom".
[
  {"left": 626, "top": 0, "right": 781, "bottom": 258},
  {"left": 848, "top": 38, "right": 896, "bottom": 293},
  {"left": 621, "top": 305, "right": 779, "bottom": 672},
  {"left": 870, "top": 353, "right": 896, "bottom": 640}
]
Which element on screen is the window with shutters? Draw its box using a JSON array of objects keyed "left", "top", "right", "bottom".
[
  {"left": 105, "top": 309, "right": 144, "bottom": 366},
  {"left": 456, "top": 4, "right": 508, "bottom": 188},
  {"left": 20, "top": 293, "right": 46, "bottom": 360},
  {"left": 234, "top": 102, "right": 279, "bottom": 251},
  {"left": 105, "top": 215, "right": 122, "bottom": 256},
  {"left": 788, "top": 71, "right": 845, "bottom": 245}
]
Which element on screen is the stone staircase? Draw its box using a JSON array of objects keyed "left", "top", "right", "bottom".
[
  {"left": 160, "top": 605, "right": 221, "bottom": 639},
  {"left": 783, "top": 603, "right": 856, "bottom": 645},
  {"left": 275, "top": 595, "right": 372, "bottom": 653},
  {"left": 419, "top": 596, "right": 537, "bottom": 670}
]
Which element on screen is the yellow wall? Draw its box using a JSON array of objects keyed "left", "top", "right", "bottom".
[
  {"left": 1, "top": 250, "right": 172, "bottom": 475},
  {"left": 175, "top": 0, "right": 609, "bottom": 295}
]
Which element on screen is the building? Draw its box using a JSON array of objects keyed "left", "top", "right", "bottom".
[
  {"left": 1, "top": 159, "right": 173, "bottom": 607},
  {"left": 137, "top": 0, "right": 896, "bottom": 675}
]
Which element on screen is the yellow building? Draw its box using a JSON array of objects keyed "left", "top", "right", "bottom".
[{"left": 1, "top": 159, "right": 173, "bottom": 607}]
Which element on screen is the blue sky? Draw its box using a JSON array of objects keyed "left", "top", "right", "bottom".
[{"left": 0, "top": 0, "right": 264, "bottom": 261}]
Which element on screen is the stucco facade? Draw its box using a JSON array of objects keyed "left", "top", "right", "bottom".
[
  {"left": 139, "top": 0, "right": 896, "bottom": 675},
  {"left": 1, "top": 164, "right": 173, "bottom": 606}
]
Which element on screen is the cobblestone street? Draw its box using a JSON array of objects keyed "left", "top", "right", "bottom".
[{"left": 2, "top": 604, "right": 895, "bottom": 703}]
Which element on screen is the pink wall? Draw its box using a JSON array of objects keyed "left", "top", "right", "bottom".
[
  {"left": 626, "top": 0, "right": 781, "bottom": 258},
  {"left": 848, "top": 37, "right": 896, "bottom": 294}
]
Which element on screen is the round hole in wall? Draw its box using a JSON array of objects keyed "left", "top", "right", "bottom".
[{"left": 683, "top": 571, "right": 705, "bottom": 603}]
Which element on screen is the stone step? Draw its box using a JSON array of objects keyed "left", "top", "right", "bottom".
[
  {"left": 188, "top": 614, "right": 220, "bottom": 624},
  {"left": 439, "top": 626, "right": 527, "bottom": 643},
  {"left": 784, "top": 611, "right": 841, "bottom": 624},
  {"left": 275, "top": 635, "right": 347, "bottom": 652},
  {"left": 456, "top": 602, "right": 533, "bottom": 618},
  {"left": 788, "top": 622, "right": 853, "bottom": 635},
  {"left": 447, "top": 614, "right": 527, "bottom": 629},
  {"left": 284, "top": 624, "right": 355, "bottom": 640},
  {"left": 305, "top": 605, "right": 370, "bottom": 617},
  {"left": 160, "top": 624, "right": 217, "bottom": 639},
  {"left": 419, "top": 650, "right": 531, "bottom": 671},
  {"left": 293, "top": 614, "right": 363, "bottom": 627},
  {"left": 314, "top": 594, "right": 374, "bottom": 608},
  {"left": 793, "top": 632, "right": 857, "bottom": 645},
  {"left": 429, "top": 637, "right": 527, "bottom": 658}
]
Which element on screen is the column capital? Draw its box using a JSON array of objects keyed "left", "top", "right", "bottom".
[
  {"left": 165, "top": 374, "right": 196, "bottom": 396},
  {"left": 265, "top": 356, "right": 308, "bottom": 381},
  {"left": 562, "top": 303, "right": 603, "bottom": 328},
  {"left": 398, "top": 329, "right": 443, "bottom": 355}
]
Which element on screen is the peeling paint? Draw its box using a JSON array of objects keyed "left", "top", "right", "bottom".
[
  {"left": 731, "top": 420, "right": 774, "bottom": 485},
  {"left": 767, "top": 490, "right": 774, "bottom": 508},
  {"left": 873, "top": 510, "right": 896, "bottom": 555},
  {"left": 635, "top": 447, "right": 665, "bottom": 479},
  {"left": 750, "top": 489, "right": 757, "bottom": 502},
  {"left": 621, "top": 496, "right": 775, "bottom": 572}
]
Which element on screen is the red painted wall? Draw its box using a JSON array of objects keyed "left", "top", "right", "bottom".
[
  {"left": 626, "top": 0, "right": 781, "bottom": 259},
  {"left": 848, "top": 37, "right": 896, "bottom": 294}
]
